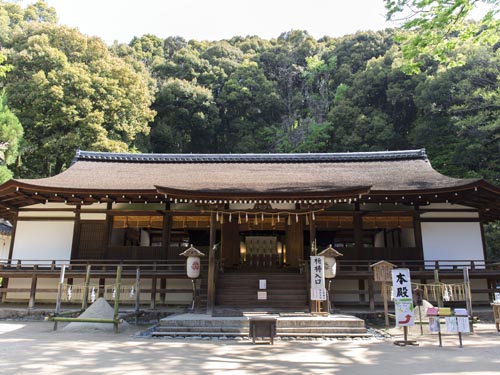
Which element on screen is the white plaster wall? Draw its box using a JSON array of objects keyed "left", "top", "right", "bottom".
[
  {"left": 12, "top": 221, "right": 74, "bottom": 264},
  {"left": 421, "top": 222, "right": 484, "bottom": 268}
]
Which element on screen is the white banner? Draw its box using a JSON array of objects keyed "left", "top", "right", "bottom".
[
  {"left": 310, "top": 256, "right": 325, "bottom": 290},
  {"left": 391, "top": 268, "right": 415, "bottom": 327}
]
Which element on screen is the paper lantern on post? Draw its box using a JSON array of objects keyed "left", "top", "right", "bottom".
[
  {"left": 179, "top": 245, "right": 205, "bottom": 278},
  {"left": 317, "top": 244, "right": 343, "bottom": 279}
]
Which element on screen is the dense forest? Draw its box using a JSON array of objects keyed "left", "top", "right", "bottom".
[{"left": 0, "top": 1, "right": 499, "bottom": 258}]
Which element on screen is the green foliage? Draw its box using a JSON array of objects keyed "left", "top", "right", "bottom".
[
  {"left": 485, "top": 222, "right": 500, "bottom": 261},
  {"left": 3, "top": 22, "right": 155, "bottom": 176},
  {"left": 0, "top": 93, "right": 23, "bottom": 168},
  {"left": 385, "top": 0, "right": 500, "bottom": 73},
  {"left": 0, "top": 52, "right": 12, "bottom": 79}
]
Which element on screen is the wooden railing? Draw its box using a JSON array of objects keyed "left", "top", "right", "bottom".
[
  {"left": 0, "top": 259, "right": 209, "bottom": 310},
  {"left": 0, "top": 258, "right": 498, "bottom": 310}
]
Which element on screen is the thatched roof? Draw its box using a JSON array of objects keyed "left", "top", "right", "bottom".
[{"left": 0, "top": 149, "right": 499, "bottom": 220}]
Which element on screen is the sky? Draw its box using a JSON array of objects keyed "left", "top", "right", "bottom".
[{"left": 20, "top": 0, "right": 398, "bottom": 44}]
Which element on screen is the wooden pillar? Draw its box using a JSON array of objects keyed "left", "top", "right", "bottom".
[
  {"left": 368, "top": 278, "right": 375, "bottom": 311},
  {"left": 221, "top": 217, "right": 239, "bottom": 268},
  {"left": 163, "top": 203, "right": 172, "bottom": 260},
  {"left": 98, "top": 277, "right": 105, "bottom": 298},
  {"left": 103, "top": 202, "right": 113, "bottom": 259},
  {"left": 28, "top": 265, "right": 38, "bottom": 309},
  {"left": 479, "top": 220, "right": 488, "bottom": 261},
  {"left": 160, "top": 278, "right": 167, "bottom": 304},
  {"left": 358, "top": 279, "right": 365, "bottom": 303},
  {"left": 285, "top": 215, "right": 303, "bottom": 267},
  {"left": 2, "top": 212, "right": 18, "bottom": 303},
  {"left": 309, "top": 213, "right": 317, "bottom": 255},
  {"left": 413, "top": 210, "right": 424, "bottom": 260},
  {"left": 150, "top": 276, "right": 157, "bottom": 309},
  {"left": 353, "top": 208, "right": 363, "bottom": 260},
  {"left": 70, "top": 205, "right": 81, "bottom": 260},
  {"left": 206, "top": 212, "right": 216, "bottom": 314}
]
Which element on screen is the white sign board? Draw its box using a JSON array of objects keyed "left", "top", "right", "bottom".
[
  {"left": 391, "top": 268, "right": 415, "bottom": 327},
  {"left": 311, "top": 288, "right": 328, "bottom": 301},
  {"left": 310, "top": 256, "right": 325, "bottom": 290},
  {"left": 259, "top": 279, "right": 266, "bottom": 290},
  {"left": 257, "top": 291, "right": 267, "bottom": 300}
]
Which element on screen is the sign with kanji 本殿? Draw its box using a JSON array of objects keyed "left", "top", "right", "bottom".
[
  {"left": 391, "top": 268, "right": 415, "bottom": 327},
  {"left": 310, "top": 256, "right": 327, "bottom": 301}
]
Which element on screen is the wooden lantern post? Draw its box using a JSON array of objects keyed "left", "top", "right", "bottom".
[
  {"left": 180, "top": 245, "right": 205, "bottom": 312},
  {"left": 317, "top": 245, "right": 343, "bottom": 314},
  {"left": 370, "top": 260, "right": 396, "bottom": 328}
]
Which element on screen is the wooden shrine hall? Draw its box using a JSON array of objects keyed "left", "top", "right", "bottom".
[{"left": 0, "top": 149, "right": 499, "bottom": 312}]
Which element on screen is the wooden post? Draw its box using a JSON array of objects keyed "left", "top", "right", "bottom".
[
  {"left": 160, "top": 278, "right": 167, "bottom": 304},
  {"left": 162, "top": 203, "right": 172, "bottom": 260},
  {"left": 135, "top": 268, "right": 141, "bottom": 325},
  {"left": 434, "top": 269, "right": 442, "bottom": 307},
  {"left": 382, "top": 281, "right": 389, "bottom": 328},
  {"left": 28, "top": 265, "right": 38, "bottom": 309},
  {"left": 113, "top": 265, "right": 122, "bottom": 333},
  {"left": 150, "top": 276, "right": 157, "bottom": 310},
  {"left": 309, "top": 213, "right": 316, "bottom": 256},
  {"left": 70, "top": 205, "right": 81, "bottom": 260},
  {"left": 413, "top": 210, "right": 424, "bottom": 261},
  {"left": 353, "top": 210, "right": 363, "bottom": 260},
  {"left": 368, "top": 278, "right": 375, "bottom": 311},
  {"left": 463, "top": 267, "right": 474, "bottom": 333},
  {"left": 98, "top": 277, "right": 105, "bottom": 298},
  {"left": 103, "top": 202, "right": 113, "bottom": 259},
  {"left": 53, "top": 265, "right": 66, "bottom": 331},
  {"left": 2, "top": 212, "right": 18, "bottom": 303},
  {"left": 81, "top": 265, "right": 91, "bottom": 310},
  {"left": 206, "top": 212, "right": 216, "bottom": 315}
]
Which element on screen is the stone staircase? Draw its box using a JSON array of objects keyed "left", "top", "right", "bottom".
[
  {"left": 151, "top": 313, "right": 369, "bottom": 338},
  {"left": 215, "top": 271, "right": 309, "bottom": 310}
]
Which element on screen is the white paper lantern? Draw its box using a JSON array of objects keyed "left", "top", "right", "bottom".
[
  {"left": 187, "top": 256, "right": 201, "bottom": 279},
  {"left": 318, "top": 244, "right": 343, "bottom": 279},
  {"left": 324, "top": 257, "right": 337, "bottom": 279}
]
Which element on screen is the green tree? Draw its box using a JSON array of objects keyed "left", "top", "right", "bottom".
[
  {"left": 0, "top": 93, "right": 23, "bottom": 183},
  {"left": 218, "top": 60, "right": 282, "bottom": 152},
  {"left": 4, "top": 23, "right": 155, "bottom": 176},
  {"left": 150, "top": 78, "right": 219, "bottom": 153},
  {"left": 385, "top": 0, "right": 500, "bottom": 73}
]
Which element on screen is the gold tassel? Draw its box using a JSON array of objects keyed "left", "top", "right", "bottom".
[
  {"left": 287, "top": 215, "right": 291, "bottom": 225},
  {"left": 305, "top": 214, "right": 309, "bottom": 226},
  {"left": 246, "top": 213, "right": 248, "bottom": 223},
  {"left": 271, "top": 215, "right": 275, "bottom": 226},
  {"left": 254, "top": 214, "right": 258, "bottom": 226},
  {"left": 216, "top": 211, "right": 219, "bottom": 222},
  {"left": 238, "top": 213, "right": 242, "bottom": 224}
]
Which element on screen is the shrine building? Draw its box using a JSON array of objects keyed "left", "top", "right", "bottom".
[{"left": 0, "top": 149, "right": 499, "bottom": 311}]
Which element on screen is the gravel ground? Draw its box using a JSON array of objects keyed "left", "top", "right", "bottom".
[{"left": 0, "top": 320, "right": 499, "bottom": 375}]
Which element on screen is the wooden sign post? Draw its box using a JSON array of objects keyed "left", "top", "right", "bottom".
[{"left": 370, "top": 260, "right": 396, "bottom": 328}]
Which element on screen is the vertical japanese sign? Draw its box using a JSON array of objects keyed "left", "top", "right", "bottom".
[
  {"left": 391, "top": 268, "right": 415, "bottom": 327},
  {"left": 310, "top": 256, "right": 327, "bottom": 301}
]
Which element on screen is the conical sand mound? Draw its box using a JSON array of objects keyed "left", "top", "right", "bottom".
[{"left": 63, "top": 297, "right": 128, "bottom": 332}]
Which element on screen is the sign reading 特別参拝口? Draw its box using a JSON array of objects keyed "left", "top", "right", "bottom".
[
  {"left": 310, "top": 256, "right": 327, "bottom": 301},
  {"left": 391, "top": 268, "right": 415, "bottom": 327}
]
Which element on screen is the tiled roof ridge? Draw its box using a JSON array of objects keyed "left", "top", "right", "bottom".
[{"left": 74, "top": 149, "right": 428, "bottom": 164}]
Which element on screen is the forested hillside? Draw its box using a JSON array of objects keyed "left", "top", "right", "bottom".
[{"left": 0, "top": 1, "right": 499, "bottom": 257}]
